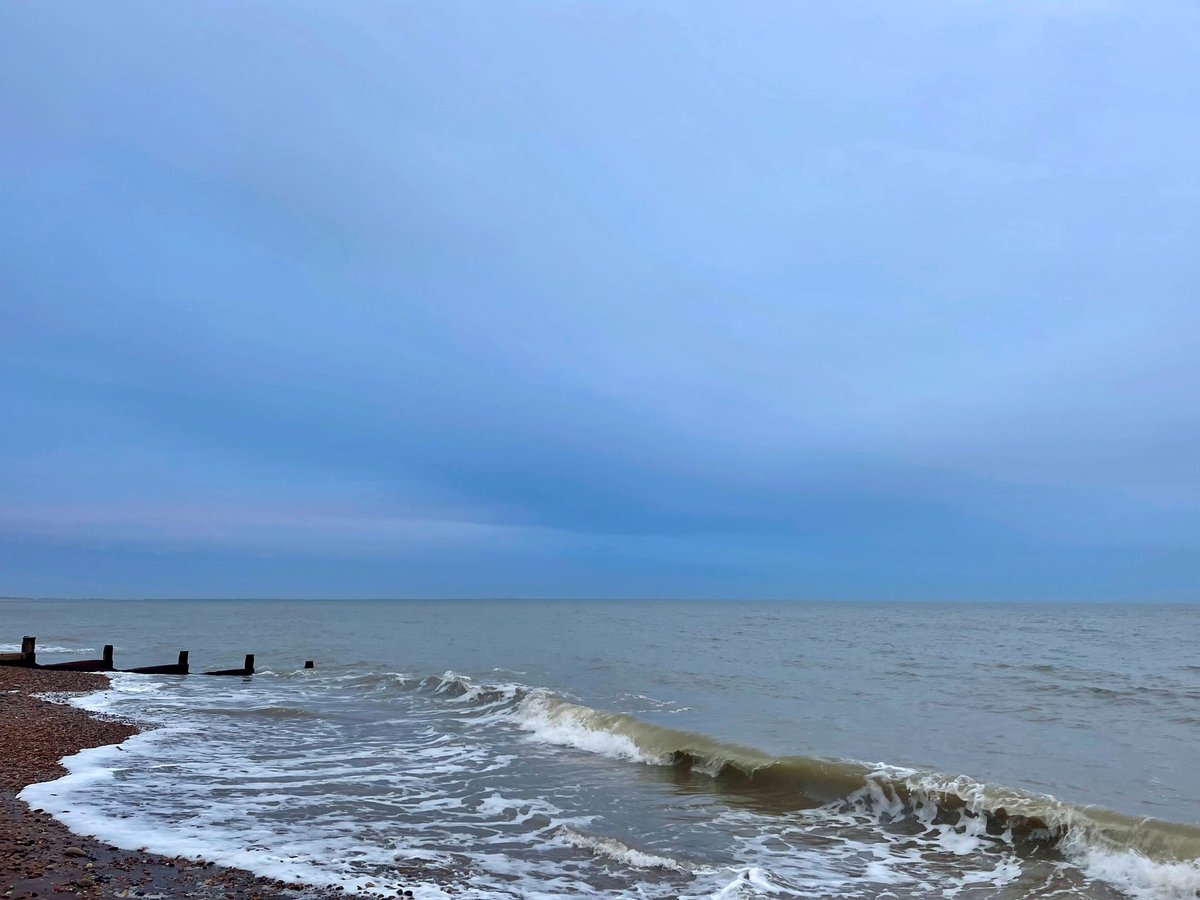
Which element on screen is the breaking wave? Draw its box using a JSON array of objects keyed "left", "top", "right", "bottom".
[
  {"left": 23, "top": 665, "right": 1200, "bottom": 900},
  {"left": 554, "top": 827, "right": 699, "bottom": 873},
  {"left": 416, "top": 671, "right": 1200, "bottom": 900}
]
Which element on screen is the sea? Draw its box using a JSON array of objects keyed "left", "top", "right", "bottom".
[{"left": 4, "top": 599, "right": 1198, "bottom": 899}]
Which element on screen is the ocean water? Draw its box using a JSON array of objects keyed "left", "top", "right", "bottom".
[{"left": 5, "top": 599, "right": 1199, "bottom": 899}]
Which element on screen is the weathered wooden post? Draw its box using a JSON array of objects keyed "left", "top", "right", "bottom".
[
  {"left": 40, "top": 643, "right": 116, "bottom": 671},
  {"left": 125, "top": 650, "right": 189, "bottom": 675},
  {"left": 204, "top": 654, "right": 254, "bottom": 676},
  {"left": 0, "top": 636, "right": 37, "bottom": 668}
]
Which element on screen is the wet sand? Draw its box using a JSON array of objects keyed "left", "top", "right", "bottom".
[{"left": 0, "top": 667, "right": 410, "bottom": 899}]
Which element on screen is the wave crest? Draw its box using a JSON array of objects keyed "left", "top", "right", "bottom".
[{"left": 407, "top": 670, "right": 1200, "bottom": 898}]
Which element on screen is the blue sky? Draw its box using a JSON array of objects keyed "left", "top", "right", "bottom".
[{"left": 2, "top": 1, "right": 1197, "bottom": 599}]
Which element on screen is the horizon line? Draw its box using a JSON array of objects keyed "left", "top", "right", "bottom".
[{"left": 2, "top": 596, "right": 1195, "bottom": 605}]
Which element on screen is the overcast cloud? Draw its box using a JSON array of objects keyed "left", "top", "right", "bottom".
[{"left": 2, "top": 1, "right": 1197, "bottom": 599}]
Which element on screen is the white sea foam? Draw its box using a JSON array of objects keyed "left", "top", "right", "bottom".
[
  {"left": 706, "top": 867, "right": 788, "bottom": 899},
  {"left": 0, "top": 643, "right": 94, "bottom": 653},
  {"left": 18, "top": 663, "right": 1200, "bottom": 900},
  {"left": 507, "top": 694, "right": 1200, "bottom": 900},
  {"left": 1062, "top": 832, "right": 1200, "bottom": 900},
  {"left": 555, "top": 827, "right": 697, "bottom": 872},
  {"left": 510, "top": 694, "right": 663, "bottom": 764},
  {"left": 20, "top": 730, "right": 464, "bottom": 898},
  {"left": 475, "top": 792, "right": 562, "bottom": 824}
]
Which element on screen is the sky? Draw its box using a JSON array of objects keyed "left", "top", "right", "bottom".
[{"left": 1, "top": 1, "right": 1197, "bottom": 600}]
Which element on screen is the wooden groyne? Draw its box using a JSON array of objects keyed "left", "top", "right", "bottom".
[
  {"left": 0, "top": 638, "right": 301, "bottom": 677},
  {"left": 0, "top": 636, "right": 37, "bottom": 667},
  {"left": 204, "top": 654, "right": 255, "bottom": 677},
  {"left": 39, "top": 644, "right": 115, "bottom": 672},
  {"left": 126, "top": 651, "right": 190, "bottom": 676}
]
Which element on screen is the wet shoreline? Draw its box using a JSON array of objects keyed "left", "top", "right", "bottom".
[{"left": 0, "top": 667, "right": 405, "bottom": 899}]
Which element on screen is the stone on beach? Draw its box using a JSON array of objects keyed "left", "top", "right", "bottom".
[{"left": 0, "top": 667, "right": 408, "bottom": 900}]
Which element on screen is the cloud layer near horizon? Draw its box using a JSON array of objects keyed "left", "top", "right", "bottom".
[{"left": 2, "top": 1, "right": 1197, "bottom": 599}]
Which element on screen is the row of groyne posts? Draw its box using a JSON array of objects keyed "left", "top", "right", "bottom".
[{"left": 0, "top": 636, "right": 315, "bottom": 676}]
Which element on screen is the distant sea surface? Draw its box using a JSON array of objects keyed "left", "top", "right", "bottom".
[{"left": 6, "top": 599, "right": 1199, "bottom": 899}]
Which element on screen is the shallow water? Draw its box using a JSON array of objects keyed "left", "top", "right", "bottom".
[{"left": 5, "top": 599, "right": 1199, "bottom": 898}]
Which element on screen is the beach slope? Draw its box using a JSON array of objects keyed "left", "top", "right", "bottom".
[{"left": 0, "top": 667, "right": 366, "bottom": 899}]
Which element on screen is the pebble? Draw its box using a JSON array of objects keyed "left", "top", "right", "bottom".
[{"left": 1, "top": 667, "right": 415, "bottom": 900}]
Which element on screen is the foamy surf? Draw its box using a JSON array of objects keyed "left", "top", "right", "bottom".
[
  {"left": 19, "top": 664, "right": 1200, "bottom": 899},
  {"left": 554, "top": 827, "right": 700, "bottom": 873},
  {"left": 0, "top": 643, "right": 95, "bottom": 654},
  {"left": 500, "top": 680, "right": 1200, "bottom": 899}
]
